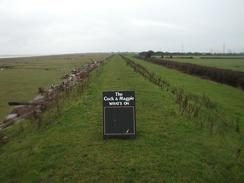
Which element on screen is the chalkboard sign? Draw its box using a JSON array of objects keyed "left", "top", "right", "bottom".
[{"left": 103, "top": 91, "right": 136, "bottom": 139}]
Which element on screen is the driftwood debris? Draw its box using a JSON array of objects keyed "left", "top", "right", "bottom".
[
  {"left": 8, "top": 102, "right": 33, "bottom": 106},
  {"left": 0, "top": 60, "right": 104, "bottom": 130}
]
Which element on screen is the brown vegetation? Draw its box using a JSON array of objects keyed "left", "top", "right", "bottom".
[{"left": 0, "top": 59, "right": 106, "bottom": 130}]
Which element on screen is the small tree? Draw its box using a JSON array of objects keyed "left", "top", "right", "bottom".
[
  {"left": 139, "top": 50, "right": 154, "bottom": 58},
  {"left": 145, "top": 50, "right": 154, "bottom": 58}
]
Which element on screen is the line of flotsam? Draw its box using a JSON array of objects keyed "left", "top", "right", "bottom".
[{"left": 0, "top": 59, "right": 104, "bottom": 130}]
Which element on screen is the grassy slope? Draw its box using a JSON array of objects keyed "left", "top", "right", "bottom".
[
  {"left": 130, "top": 55, "right": 244, "bottom": 180},
  {"left": 0, "top": 55, "right": 242, "bottom": 182},
  {"left": 165, "top": 57, "right": 244, "bottom": 72},
  {"left": 0, "top": 54, "right": 107, "bottom": 120},
  {"left": 130, "top": 56, "right": 244, "bottom": 127}
]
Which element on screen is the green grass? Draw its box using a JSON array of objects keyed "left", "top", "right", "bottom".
[
  {"left": 0, "top": 55, "right": 242, "bottom": 182},
  {"left": 130, "top": 56, "right": 244, "bottom": 125},
  {"left": 164, "top": 57, "right": 244, "bottom": 72},
  {"left": 0, "top": 54, "right": 108, "bottom": 120}
]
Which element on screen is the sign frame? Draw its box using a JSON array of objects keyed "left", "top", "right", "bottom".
[{"left": 102, "top": 91, "right": 136, "bottom": 139}]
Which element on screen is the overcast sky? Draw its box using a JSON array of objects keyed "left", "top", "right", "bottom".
[{"left": 0, "top": 0, "right": 244, "bottom": 55}]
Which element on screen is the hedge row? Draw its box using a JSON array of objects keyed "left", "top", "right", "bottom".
[
  {"left": 200, "top": 57, "right": 244, "bottom": 59},
  {"left": 137, "top": 56, "right": 244, "bottom": 90},
  {"left": 122, "top": 55, "right": 239, "bottom": 134}
]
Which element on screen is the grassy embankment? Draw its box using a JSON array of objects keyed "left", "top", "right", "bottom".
[
  {"left": 0, "top": 55, "right": 242, "bottom": 182},
  {"left": 129, "top": 56, "right": 244, "bottom": 126},
  {"left": 0, "top": 54, "right": 108, "bottom": 120},
  {"left": 166, "top": 57, "right": 244, "bottom": 72}
]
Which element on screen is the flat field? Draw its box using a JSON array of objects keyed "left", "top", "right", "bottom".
[
  {"left": 165, "top": 57, "right": 244, "bottom": 71},
  {"left": 0, "top": 54, "right": 108, "bottom": 120},
  {"left": 0, "top": 55, "right": 243, "bottom": 182}
]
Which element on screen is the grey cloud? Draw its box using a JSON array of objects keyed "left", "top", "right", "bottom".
[{"left": 0, "top": 0, "right": 243, "bottom": 55}]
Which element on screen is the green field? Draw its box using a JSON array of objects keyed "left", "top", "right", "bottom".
[
  {"left": 0, "top": 54, "right": 108, "bottom": 120},
  {"left": 0, "top": 55, "right": 243, "bottom": 182},
  {"left": 164, "top": 57, "right": 244, "bottom": 72}
]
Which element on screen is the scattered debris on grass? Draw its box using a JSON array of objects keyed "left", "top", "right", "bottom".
[{"left": 0, "top": 60, "right": 105, "bottom": 130}]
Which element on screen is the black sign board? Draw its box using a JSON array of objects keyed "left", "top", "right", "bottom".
[{"left": 103, "top": 91, "right": 136, "bottom": 139}]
